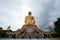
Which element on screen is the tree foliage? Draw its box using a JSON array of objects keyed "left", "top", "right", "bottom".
[{"left": 54, "top": 18, "right": 60, "bottom": 33}]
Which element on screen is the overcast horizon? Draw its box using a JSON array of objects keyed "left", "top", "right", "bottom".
[{"left": 0, "top": 0, "right": 60, "bottom": 32}]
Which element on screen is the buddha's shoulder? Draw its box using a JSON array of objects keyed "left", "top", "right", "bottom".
[
  {"left": 25, "top": 16, "right": 34, "bottom": 18},
  {"left": 25, "top": 16, "right": 28, "bottom": 17},
  {"left": 31, "top": 16, "right": 34, "bottom": 18},
  {"left": 32, "top": 16, "right": 34, "bottom": 17}
]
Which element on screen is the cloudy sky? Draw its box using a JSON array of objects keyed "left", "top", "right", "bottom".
[{"left": 0, "top": 0, "right": 60, "bottom": 31}]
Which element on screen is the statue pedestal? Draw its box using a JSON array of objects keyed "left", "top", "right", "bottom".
[
  {"left": 16, "top": 24, "right": 45, "bottom": 38},
  {"left": 21, "top": 24, "right": 39, "bottom": 32}
]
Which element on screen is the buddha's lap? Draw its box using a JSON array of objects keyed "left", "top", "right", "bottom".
[{"left": 23, "top": 23, "right": 37, "bottom": 26}]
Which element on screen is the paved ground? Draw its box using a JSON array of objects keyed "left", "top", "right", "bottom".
[{"left": 0, "top": 38, "right": 60, "bottom": 40}]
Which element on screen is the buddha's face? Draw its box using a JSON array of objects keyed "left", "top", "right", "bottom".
[{"left": 28, "top": 11, "right": 32, "bottom": 16}]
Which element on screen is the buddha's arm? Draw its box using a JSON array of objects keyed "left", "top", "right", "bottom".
[
  {"left": 25, "top": 17, "right": 27, "bottom": 23},
  {"left": 33, "top": 16, "right": 35, "bottom": 24}
]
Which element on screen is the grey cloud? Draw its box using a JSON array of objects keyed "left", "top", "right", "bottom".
[{"left": 0, "top": 0, "right": 60, "bottom": 31}]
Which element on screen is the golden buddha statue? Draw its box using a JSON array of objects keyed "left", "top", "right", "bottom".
[
  {"left": 22, "top": 11, "right": 38, "bottom": 30},
  {"left": 24, "top": 11, "right": 36, "bottom": 26},
  {"left": 22, "top": 11, "right": 39, "bottom": 31}
]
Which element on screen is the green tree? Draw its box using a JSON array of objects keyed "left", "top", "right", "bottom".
[{"left": 54, "top": 18, "right": 60, "bottom": 33}]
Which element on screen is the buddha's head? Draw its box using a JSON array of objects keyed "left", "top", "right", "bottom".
[{"left": 28, "top": 11, "right": 32, "bottom": 16}]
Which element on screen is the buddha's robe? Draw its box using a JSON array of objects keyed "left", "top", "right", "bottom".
[{"left": 24, "top": 16, "right": 35, "bottom": 25}]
